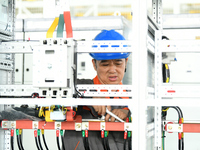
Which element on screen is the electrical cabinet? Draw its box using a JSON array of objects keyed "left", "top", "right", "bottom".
[{"left": 2, "top": 0, "right": 200, "bottom": 150}]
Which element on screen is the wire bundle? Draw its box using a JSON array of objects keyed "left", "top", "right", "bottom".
[
  {"left": 19, "top": 129, "right": 24, "bottom": 150},
  {"left": 34, "top": 130, "right": 40, "bottom": 150},
  {"left": 101, "top": 130, "right": 110, "bottom": 150},
  {"left": 82, "top": 130, "right": 90, "bottom": 150},
  {"left": 16, "top": 129, "right": 24, "bottom": 150},
  {"left": 162, "top": 106, "right": 184, "bottom": 150}
]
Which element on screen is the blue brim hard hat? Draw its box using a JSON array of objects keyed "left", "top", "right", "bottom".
[{"left": 89, "top": 30, "right": 130, "bottom": 60}]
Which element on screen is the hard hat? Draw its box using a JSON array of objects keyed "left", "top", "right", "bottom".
[{"left": 89, "top": 29, "right": 130, "bottom": 60}]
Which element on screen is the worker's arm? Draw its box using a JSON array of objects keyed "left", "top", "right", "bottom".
[
  {"left": 92, "top": 105, "right": 111, "bottom": 116},
  {"left": 105, "top": 109, "right": 129, "bottom": 122}
]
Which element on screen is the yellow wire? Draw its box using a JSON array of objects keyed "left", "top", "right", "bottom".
[
  {"left": 165, "top": 64, "right": 168, "bottom": 69},
  {"left": 181, "top": 118, "right": 184, "bottom": 138},
  {"left": 50, "top": 105, "right": 55, "bottom": 112},
  {"left": 162, "top": 108, "right": 169, "bottom": 112},
  {"left": 166, "top": 77, "right": 169, "bottom": 83},
  {"left": 38, "top": 107, "right": 43, "bottom": 117},
  {"left": 46, "top": 17, "right": 59, "bottom": 38}
]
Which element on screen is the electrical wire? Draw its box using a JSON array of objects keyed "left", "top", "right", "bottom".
[
  {"left": 11, "top": 136, "right": 14, "bottom": 150},
  {"left": 72, "top": 67, "right": 84, "bottom": 98},
  {"left": 162, "top": 106, "right": 184, "bottom": 150},
  {"left": 19, "top": 134, "right": 24, "bottom": 150},
  {"left": 38, "top": 130, "right": 43, "bottom": 150},
  {"left": 41, "top": 129, "right": 49, "bottom": 150},
  {"left": 82, "top": 131, "right": 87, "bottom": 150},
  {"left": 16, "top": 129, "right": 22, "bottom": 150},
  {"left": 105, "top": 131, "right": 110, "bottom": 150},
  {"left": 101, "top": 130, "right": 106, "bottom": 150},
  {"left": 123, "top": 139, "right": 127, "bottom": 150},
  {"left": 85, "top": 130, "right": 90, "bottom": 150},
  {"left": 128, "top": 136, "right": 132, "bottom": 150},
  {"left": 11, "top": 129, "right": 14, "bottom": 150},
  {"left": 42, "top": 133, "right": 49, "bottom": 150},
  {"left": 35, "top": 137, "right": 40, "bottom": 150},
  {"left": 60, "top": 130, "right": 65, "bottom": 150},
  {"left": 56, "top": 130, "right": 61, "bottom": 150},
  {"left": 34, "top": 130, "right": 40, "bottom": 150},
  {"left": 19, "top": 129, "right": 24, "bottom": 150},
  {"left": 57, "top": 137, "right": 61, "bottom": 150},
  {"left": 101, "top": 138, "right": 106, "bottom": 150}
]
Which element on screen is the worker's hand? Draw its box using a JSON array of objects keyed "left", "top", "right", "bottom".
[
  {"left": 105, "top": 109, "right": 129, "bottom": 122},
  {"left": 92, "top": 105, "right": 111, "bottom": 116}
]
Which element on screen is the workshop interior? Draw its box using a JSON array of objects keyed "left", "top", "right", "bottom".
[{"left": 1, "top": 0, "right": 200, "bottom": 150}]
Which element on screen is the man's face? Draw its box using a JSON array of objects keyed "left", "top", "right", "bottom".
[{"left": 92, "top": 58, "right": 128, "bottom": 84}]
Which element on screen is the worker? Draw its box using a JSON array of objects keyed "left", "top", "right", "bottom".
[{"left": 64, "top": 29, "right": 131, "bottom": 150}]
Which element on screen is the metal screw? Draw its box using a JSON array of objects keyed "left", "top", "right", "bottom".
[
  {"left": 85, "top": 124, "right": 88, "bottom": 128},
  {"left": 168, "top": 125, "right": 172, "bottom": 130},
  {"left": 57, "top": 124, "right": 60, "bottom": 128},
  {"left": 3, "top": 122, "right": 7, "bottom": 127},
  {"left": 126, "top": 126, "right": 129, "bottom": 129},
  {"left": 76, "top": 124, "right": 81, "bottom": 128},
  {"left": 102, "top": 125, "right": 105, "bottom": 128}
]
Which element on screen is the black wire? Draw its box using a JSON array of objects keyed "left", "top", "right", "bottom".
[
  {"left": 105, "top": 137, "right": 110, "bottom": 150},
  {"left": 101, "top": 138, "right": 106, "bottom": 150},
  {"left": 57, "top": 136, "right": 61, "bottom": 150},
  {"left": 38, "top": 135, "right": 43, "bottom": 150},
  {"left": 176, "top": 106, "right": 183, "bottom": 118},
  {"left": 72, "top": 67, "right": 84, "bottom": 98},
  {"left": 128, "top": 137, "right": 132, "bottom": 150},
  {"left": 61, "top": 135, "right": 65, "bottom": 150},
  {"left": 35, "top": 137, "right": 40, "bottom": 150},
  {"left": 123, "top": 139, "right": 127, "bottom": 150},
  {"left": 11, "top": 136, "right": 14, "bottom": 150},
  {"left": 85, "top": 137, "right": 90, "bottom": 150},
  {"left": 164, "top": 106, "right": 184, "bottom": 150},
  {"left": 19, "top": 134, "right": 24, "bottom": 150},
  {"left": 17, "top": 135, "right": 22, "bottom": 150},
  {"left": 182, "top": 139, "right": 184, "bottom": 150},
  {"left": 178, "top": 139, "right": 181, "bottom": 150},
  {"left": 83, "top": 137, "right": 87, "bottom": 150},
  {"left": 42, "top": 134, "right": 49, "bottom": 150}
]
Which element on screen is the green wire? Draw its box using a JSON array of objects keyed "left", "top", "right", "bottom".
[
  {"left": 16, "top": 129, "right": 19, "bottom": 135},
  {"left": 162, "top": 131, "right": 165, "bottom": 150},
  {"left": 37, "top": 129, "right": 40, "bottom": 136},
  {"left": 60, "top": 130, "right": 63, "bottom": 136},
  {"left": 82, "top": 130, "right": 85, "bottom": 137},
  {"left": 104, "top": 131, "right": 108, "bottom": 137}
]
